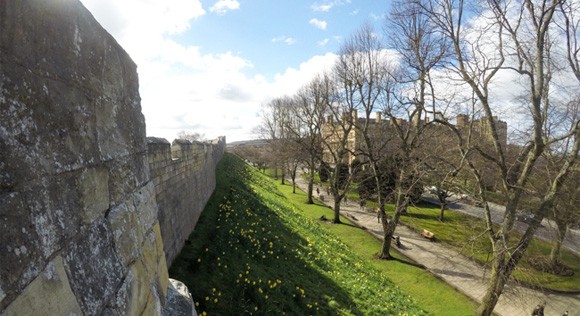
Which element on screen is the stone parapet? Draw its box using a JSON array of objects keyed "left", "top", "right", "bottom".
[{"left": 147, "top": 137, "right": 225, "bottom": 266}]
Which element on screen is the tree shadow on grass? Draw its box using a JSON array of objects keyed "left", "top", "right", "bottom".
[{"left": 383, "top": 255, "right": 427, "bottom": 269}]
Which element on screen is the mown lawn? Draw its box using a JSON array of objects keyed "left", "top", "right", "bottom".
[
  {"left": 276, "top": 182, "right": 478, "bottom": 315},
  {"left": 170, "top": 153, "right": 428, "bottom": 315}
]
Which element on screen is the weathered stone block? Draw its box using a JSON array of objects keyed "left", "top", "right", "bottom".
[
  {"left": 64, "top": 219, "right": 125, "bottom": 315},
  {"left": 141, "top": 223, "right": 164, "bottom": 278},
  {"left": 102, "top": 260, "right": 150, "bottom": 316},
  {"left": 25, "top": 175, "right": 82, "bottom": 258},
  {"left": 135, "top": 153, "right": 150, "bottom": 187},
  {"left": 107, "top": 201, "right": 143, "bottom": 267},
  {"left": 1, "top": 256, "right": 82, "bottom": 316},
  {"left": 162, "top": 279, "right": 198, "bottom": 316},
  {"left": 0, "top": 191, "right": 43, "bottom": 310},
  {"left": 78, "top": 166, "right": 110, "bottom": 224},
  {"left": 141, "top": 285, "right": 163, "bottom": 316},
  {"left": 155, "top": 223, "right": 170, "bottom": 299},
  {"left": 134, "top": 181, "right": 158, "bottom": 231}
]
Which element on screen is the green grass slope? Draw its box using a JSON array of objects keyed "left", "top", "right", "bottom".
[{"left": 170, "top": 153, "right": 428, "bottom": 315}]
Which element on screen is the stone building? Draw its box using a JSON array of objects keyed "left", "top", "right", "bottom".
[{"left": 321, "top": 110, "right": 507, "bottom": 165}]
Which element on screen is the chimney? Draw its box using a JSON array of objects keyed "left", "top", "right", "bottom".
[
  {"left": 412, "top": 113, "right": 421, "bottom": 126},
  {"left": 351, "top": 109, "right": 358, "bottom": 122},
  {"left": 425, "top": 116, "right": 430, "bottom": 124},
  {"left": 376, "top": 112, "right": 382, "bottom": 123},
  {"left": 456, "top": 114, "right": 469, "bottom": 127}
]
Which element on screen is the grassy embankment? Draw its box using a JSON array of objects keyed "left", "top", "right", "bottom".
[{"left": 170, "top": 153, "right": 473, "bottom": 315}]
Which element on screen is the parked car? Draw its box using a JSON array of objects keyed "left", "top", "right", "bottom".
[{"left": 516, "top": 213, "right": 543, "bottom": 227}]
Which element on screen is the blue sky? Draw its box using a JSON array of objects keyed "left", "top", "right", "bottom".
[
  {"left": 79, "top": 0, "right": 391, "bottom": 142},
  {"left": 183, "top": 1, "right": 389, "bottom": 79}
]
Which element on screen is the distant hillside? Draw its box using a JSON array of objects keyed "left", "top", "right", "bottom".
[
  {"left": 169, "top": 153, "right": 427, "bottom": 315},
  {"left": 227, "top": 139, "right": 268, "bottom": 147}
]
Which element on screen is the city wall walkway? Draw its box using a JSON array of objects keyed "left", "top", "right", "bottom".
[{"left": 292, "top": 178, "right": 580, "bottom": 316}]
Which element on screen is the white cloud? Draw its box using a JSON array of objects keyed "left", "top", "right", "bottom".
[
  {"left": 309, "top": 18, "right": 327, "bottom": 30},
  {"left": 312, "top": 4, "right": 333, "bottom": 12},
  {"left": 272, "top": 36, "right": 297, "bottom": 45},
  {"left": 81, "top": 0, "right": 205, "bottom": 37},
  {"left": 78, "top": 0, "right": 341, "bottom": 142},
  {"left": 311, "top": 0, "right": 351, "bottom": 12},
  {"left": 270, "top": 53, "right": 338, "bottom": 96},
  {"left": 317, "top": 38, "right": 330, "bottom": 46},
  {"left": 209, "top": 0, "right": 240, "bottom": 15}
]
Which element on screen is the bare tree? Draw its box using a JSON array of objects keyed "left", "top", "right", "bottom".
[
  {"left": 257, "top": 97, "right": 294, "bottom": 181},
  {"left": 331, "top": 23, "right": 398, "bottom": 252},
  {"left": 321, "top": 36, "right": 375, "bottom": 223},
  {"left": 558, "top": 0, "right": 580, "bottom": 82},
  {"left": 423, "top": 0, "right": 580, "bottom": 314},
  {"left": 423, "top": 127, "right": 466, "bottom": 221},
  {"left": 286, "top": 75, "right": 331, "bottom": 204},
  {"left": 549, "top": 175, "right": 579, "bottom": 267},
  {"left": 353, "top": 0, "right": 451, "bottom": 259},
  {"left": 177, "top": 130, "right": 206, "bottom": 142}
]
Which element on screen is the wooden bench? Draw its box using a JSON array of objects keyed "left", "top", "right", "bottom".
[{"left": 421, "top": 229, "right": 435, "bottom": 242}]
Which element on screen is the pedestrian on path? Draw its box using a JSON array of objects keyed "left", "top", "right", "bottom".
[
  {"left": 377, "top": 209, "right": 383, "bottom": 223},
  {"left": 531, "top": 301, "right": 545, "bottom": 316},
  {"left": 359, "top": 199, "right": 366, "bottom": 210}
]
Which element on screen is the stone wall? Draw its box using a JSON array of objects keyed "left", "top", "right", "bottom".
[
  {"left": 147, "top": 137, "right": 225, "bottom": 265},
  {"left": 0, "top": 1, "right": 170, "bottom": 314}
]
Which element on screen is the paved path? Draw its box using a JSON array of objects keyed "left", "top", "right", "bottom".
[{"left": 293, "top": 179, "right": 580, "bottom": 316}]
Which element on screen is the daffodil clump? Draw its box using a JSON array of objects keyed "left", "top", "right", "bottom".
[{"left": 170, "top": 153, "right": 428, "bottom": 315}]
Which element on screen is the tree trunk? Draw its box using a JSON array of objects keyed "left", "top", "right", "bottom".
[
  {"left": 378, "top": 209, "right": 394, "bottom": 259},
  {"left": 290, "top": 164, "right": 297, "bottom": 193},
  {"left": 439, "top": 203, "right": 446, "bottom": 221},
  {"left": 550, "top": 219, "right": 568, "bottom": 266},
  {"left": 476, "top": 261, "right": 509, "bottom": 316},
  {"left": 281, "top": 167, "right": 285, "bottom": 185},
  {"left": 477, "top": 198, "right": 552, "bottom": 315},
  {"left": 307, "top": 165, "right": 315, "bottom": 204},
  {"left": 379, "top": 195, "right": 407, "bottom": 259},
  {"left": 332, "top": 197, "right": 342, "bottom": 224},
  {"left": 307, "top": 177, "right": 314, "bottom": 204}
]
